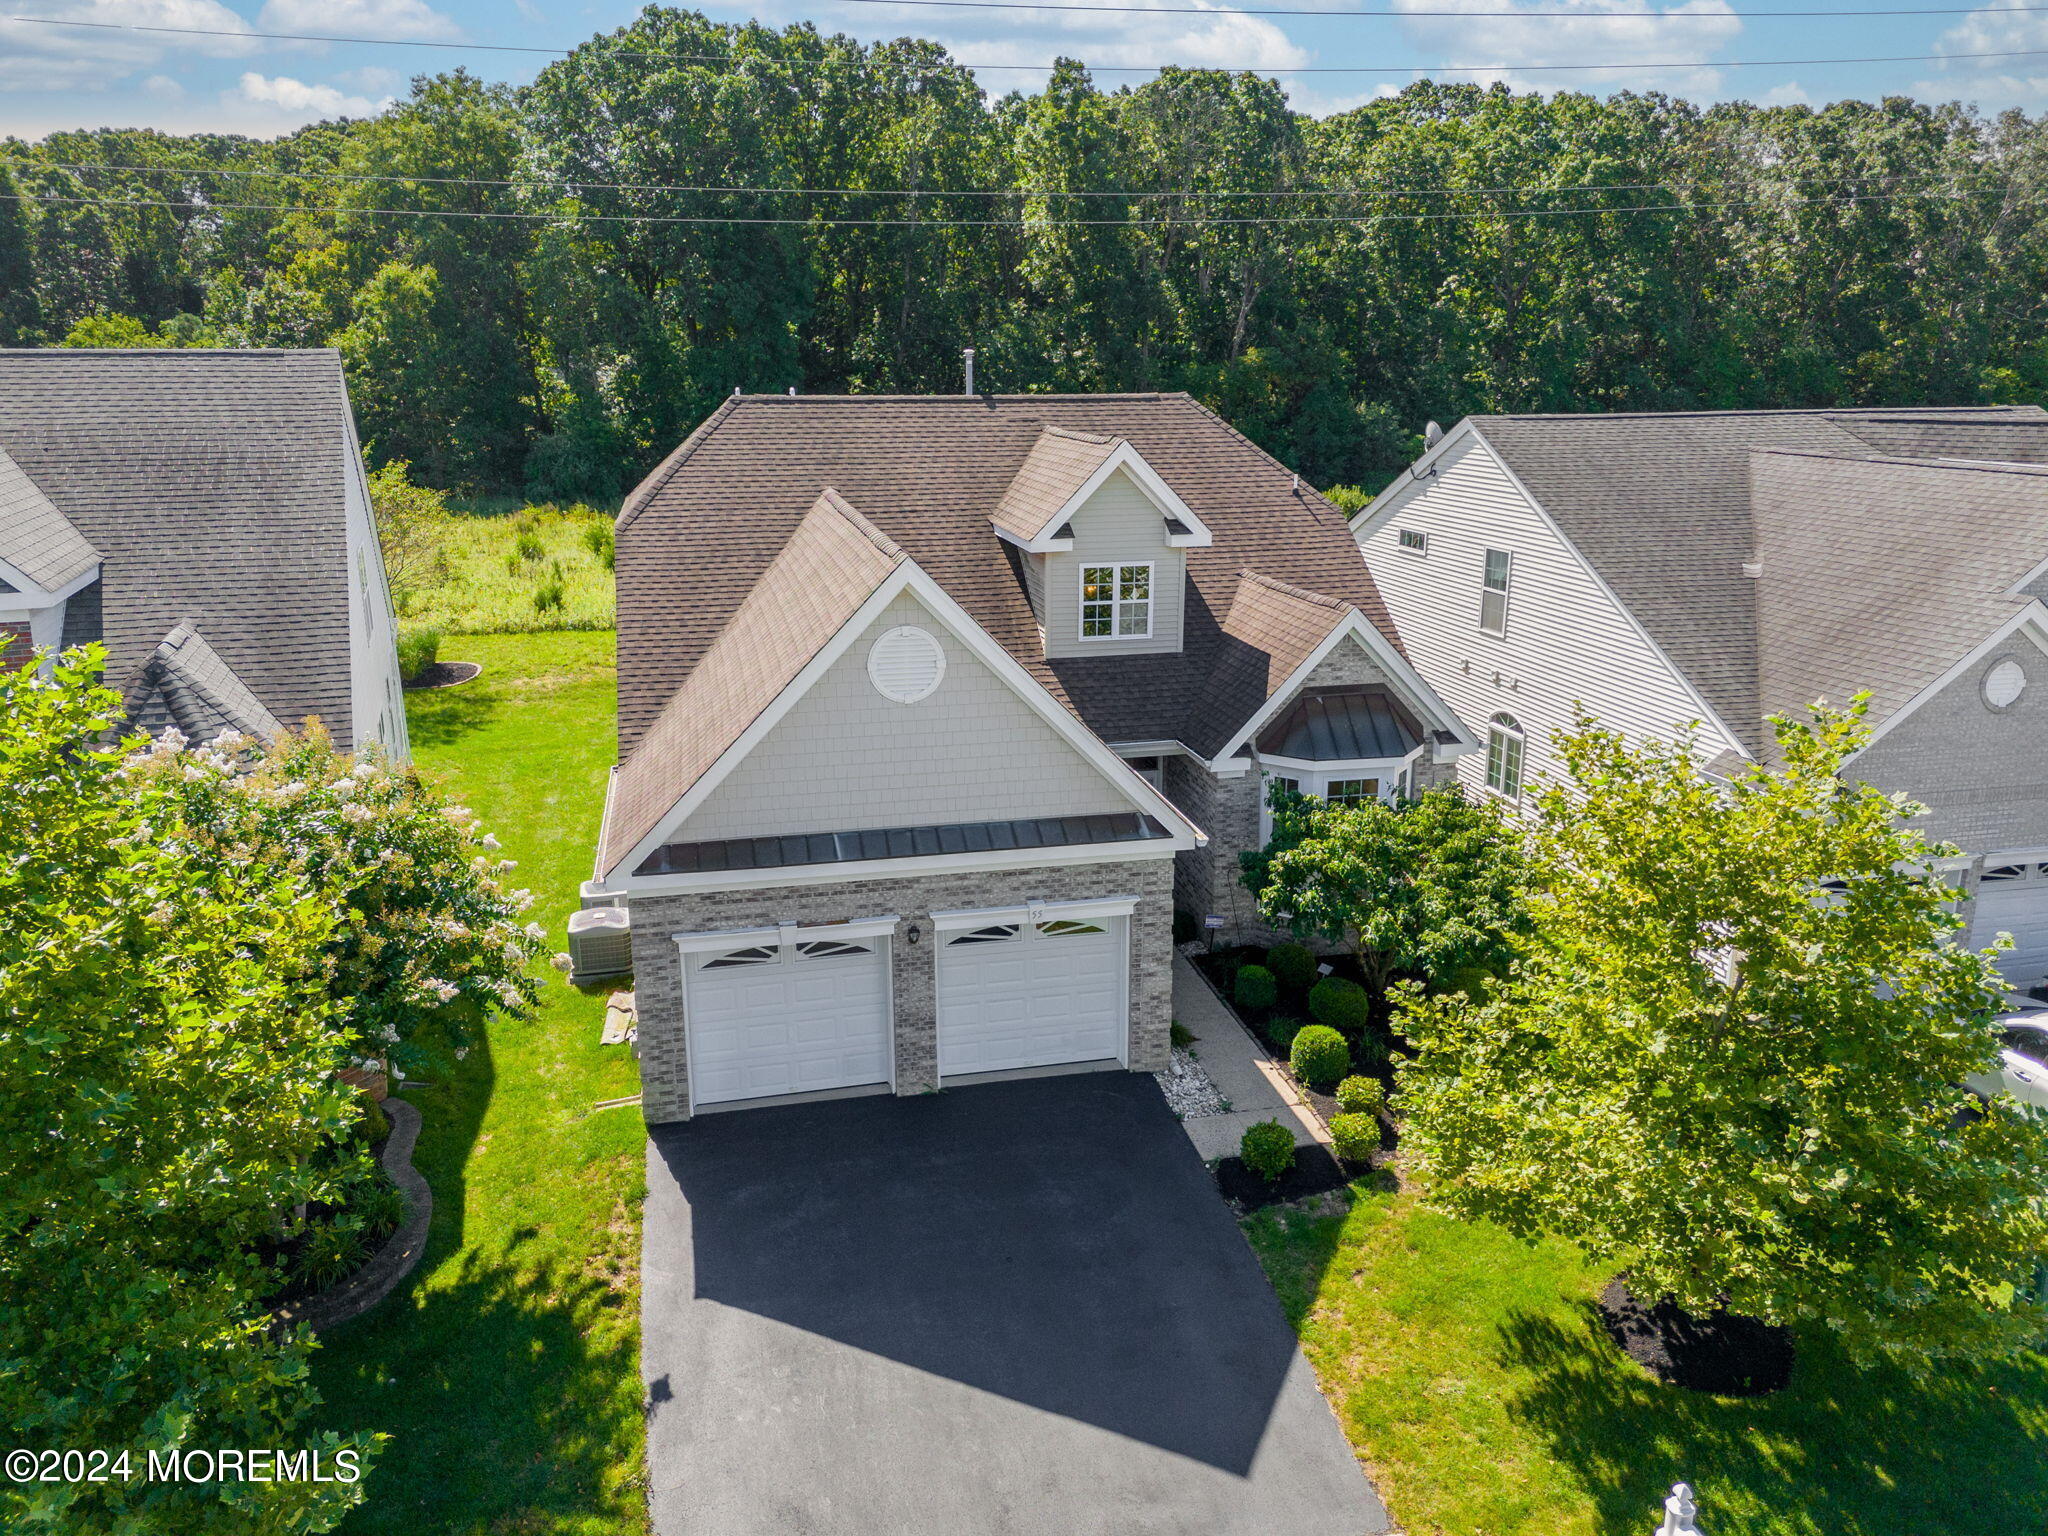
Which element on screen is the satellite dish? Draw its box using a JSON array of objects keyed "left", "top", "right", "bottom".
[{"left": 1423, "top": 420, "right": 1444, "bottom": 449}]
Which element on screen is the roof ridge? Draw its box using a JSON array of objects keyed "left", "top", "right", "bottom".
[
  {"left": 1477, "top": 405, "right": 2039, "bottom": 424},
  {"left": 813, "top": 486, "right": 907, "bottom": 561},
  {"left": 1237, "top": 567, "right": 1351, "bottom": 611},
  {"left": 1752, "top": 446, "right": 2048, "bottom": 478},
  {"left": 1039, "top": 424, "right": 1118, "bottom": 445},
  {"left": 720, "top": 392, "right": 1186, "bottom": 403}
]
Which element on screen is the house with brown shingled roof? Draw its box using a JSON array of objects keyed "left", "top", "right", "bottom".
[
  {"left": 1353, "top": 404, "right": 2048, "bottom": 991},
  {"left": 590, "top": 392, "right": 1477, "bottom": 1124}
]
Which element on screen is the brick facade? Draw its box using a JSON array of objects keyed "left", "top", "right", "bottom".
[
  {"left": 0, "top": 621, "right": 30, "bottom": 670},
  {"left": 627, "top": 855, "right": 1176, "bottom": 1124}
]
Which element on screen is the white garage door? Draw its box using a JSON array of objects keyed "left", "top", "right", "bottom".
[
  {"left": 1974, "top": 859, "right": 2048, "bottom": 990},
  {"left": 685, "top": 935, "right": 891, "bottom": 1107},
  {"left": 937, "top": 914, "right": 1127, "bottom": 1077}
]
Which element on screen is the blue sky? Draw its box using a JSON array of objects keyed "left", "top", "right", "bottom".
[{"left": 0, "top": 0, "right": 2043, "bottom": 141}]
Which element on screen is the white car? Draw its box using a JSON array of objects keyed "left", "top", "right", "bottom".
[{"left": 1965, "top": 1004, "right": 2048, "bottom": 1114}]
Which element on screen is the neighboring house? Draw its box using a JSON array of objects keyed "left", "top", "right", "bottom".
[
  {"left": 1351, "top": 404, "right": 2048, "bottom": 988},
  {"left": 590, "top": 393, "right": 1474, "bottom": 1122},
  {"left": 0, "top": 348, "right": 408, "bottom": 758}
]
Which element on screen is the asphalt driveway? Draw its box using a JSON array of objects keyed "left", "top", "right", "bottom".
[{"left": 642, "top": 1072, "right": 1388, "bottom": 1536}]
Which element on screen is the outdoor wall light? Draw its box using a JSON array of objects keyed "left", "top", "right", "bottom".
[{"left": 907, "top": 924, "right": 922, "bottom": 945}]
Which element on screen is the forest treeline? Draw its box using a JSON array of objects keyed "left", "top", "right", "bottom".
[{"left": 3, "top": 7, "right": 2047, "bottom": 500}]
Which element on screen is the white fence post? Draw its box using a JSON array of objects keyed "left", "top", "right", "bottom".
[{"left": 1656, "top": 1482, "right": 1701, "bottom": 1536}]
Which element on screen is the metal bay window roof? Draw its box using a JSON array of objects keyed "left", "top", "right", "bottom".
[
  {"left": 1255, "top": 686, "right": 1421, "bottom": 762},
  {"left": 635, "top": 811, "right": 1171, "bottom": 878}
]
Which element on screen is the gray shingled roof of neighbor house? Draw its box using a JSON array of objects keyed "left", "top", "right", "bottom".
[
  {"left": 615, "top": 393, "right": 1399, "bottom": 767},
  {"left": 0, "top": 442, "right": 100, "bottom": 592},
  {"left": 1467, "top": 404, "right": 2048, "bottom": 753},
  {"left": 120, "top": 620, "right": 287, "bottom": 743},
  {"left": 0, "top": 348, "right": 363, "bottom": 749},
  {"left": 1751, "top": 449, "right": 2048, "bottom": 731}
]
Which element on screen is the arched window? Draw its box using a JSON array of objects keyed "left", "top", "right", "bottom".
[{"left": 1486, "top": 713, "right": 1525, "bottom": 801}]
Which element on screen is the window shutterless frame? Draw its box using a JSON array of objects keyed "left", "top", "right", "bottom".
[
  {"left": 1078, "top": 562, "right": 1153, "bottom": 641},
  {"left": 1480, "top": 548, "right": 1512, "bottom": 637},
  {"left": 1485, "top": 713, "right": 1525, "bottom": 801}
]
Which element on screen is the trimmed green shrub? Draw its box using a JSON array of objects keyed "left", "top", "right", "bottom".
[
  {"left": 1172, "top": 909, "right": 1199, "bottom": 946},
  {"left": 1240, "top": 1119, "right": 1296, "bottom": 1183},
  {"left": 1329, "top": 1112, "right": 1377, "bottom": 1162},
  {"left": 395, "top": 627, "right": 440, "bottom": 682},
  {"left": 1234, "top": 964, "right": 1278, "bottom": 1012},
  {"left": 1170, "top": 1021, "right": 1193, "bottom": 1049},
  {"left": 1335, "top": 1075, "right": 1387, "bottom": 1116},
  {"left": 1265, "top": 1016, "right": 1303, "bottom": 1052},
  {"left": 1290, "top": 1024, "right": 1351, "bottom": 1089},
  {"left": 1267, "top": 941, "right": 1316, "bottom": 993},
  {"left": 1309, "top": 976, "right": 1371, "bottom": 1034}
]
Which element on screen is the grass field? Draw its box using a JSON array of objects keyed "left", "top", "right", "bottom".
[
  {"left": 1246, "top": 1180, "right": 2048, "bottom": 1536},
  {"left": 400, "top": 505, "right": 617, "bottom": 637},
  {"left": 310, "top": 632, "right": 650, "bottom": 1536}
]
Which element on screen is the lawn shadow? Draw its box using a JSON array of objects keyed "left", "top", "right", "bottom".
[
  {"left": 403, "top": 677, "right": 502, "bottom": 751},
  {"left": 323, "top": 1228, "right": 642, "bottom": 1534},
  {"left": 1495, "top": 1301, "right": 2048, "bottom": 1536}
]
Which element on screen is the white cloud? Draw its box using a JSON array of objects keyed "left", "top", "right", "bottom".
[
  {"left": 141, "top": 70, "right": 185, "bottom": 97},
  {"left": 255, "top": 0, "right": 459, "bottom": 41},
  {"left": 334, "top": 63, "right": 400, "bottom": 92},
  {"left": 1918, "top": 0, "right": 2048, "bottom": 109},
  {"left": 230, "top": 68, "right": 383, "bottom": 120},
  {"left": 0, "top": 0, "right": 260, "bottom": 92},
  {"left": 1385, "top": 0, "right": 1740, "bottom": 98},
  {"left": 1757, "top": 79, "right": 1810, "bottom": 105}
]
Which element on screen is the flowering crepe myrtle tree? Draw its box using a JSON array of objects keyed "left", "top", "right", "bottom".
[
  {"left": 1396, "top": 704, "right": 2048, "bottom": 1366},
  {"left": 1241, "top": 784, "right": 1527, "bottom": 1009},
  {"left": 126, "top": 721, "right": 548, "bottom": 1080},
  {"left": 0, "top": 650, "right": 379, "bottom": 1533}
]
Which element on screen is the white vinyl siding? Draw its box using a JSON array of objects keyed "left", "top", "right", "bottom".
[
  {"left": 1042, "top": 468, "right": 1184, "bottom": 658},
  {"left": 1357, "top": 431, "right": 1745, "bottom": 807},
  {"left": 678, "top": 591, "right": 1137, "bottom": 842}
]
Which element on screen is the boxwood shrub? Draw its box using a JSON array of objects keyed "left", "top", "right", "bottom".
[
  {"left": 1335, "top": 1075, "right": 1386, "bottom": 1116},
  {"left": 1240, "top": 1119, "right": 1296, "bottom": 1183},
  {"left": 1329, "top": 1112, "right": 1377, "bottom": 1163},
  {"left": 1289, "top": 1024, "right": 1351, "bottom": 1089},
  {"left": 1233, "top": 963, "right": 1278, "bottom": 1012},
  {"left": 1265, "top": 941, "right": 1316, "bottom": 994},
  {"left": 1308, "top": 976, "right": 1371, "bottom": 1034}
]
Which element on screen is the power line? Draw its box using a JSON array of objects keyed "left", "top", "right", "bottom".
[
  {"left": 2, "top": 184, "right": 2022, "bottom": 229},
  {"left": 2, "top": 13, "right": 2044, "bottom": 74},
  {"left": 10, "top": 157, "right": 2017, "bottom": 203}
]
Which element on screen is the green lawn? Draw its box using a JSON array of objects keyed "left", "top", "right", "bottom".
[
  {"left": 311, "top": 632, "right": 649, "bottom": 1535},
  {"left": 401, "top": 504, "right": 616, "bottom": 637},
  {"left": 1246, "top": 1180, "right": 2048, "bottom": 1536}
]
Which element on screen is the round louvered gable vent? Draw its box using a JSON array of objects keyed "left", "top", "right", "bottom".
[
  {"left": 1985, "top": 657, "right": 2028, "bottom": 711},
  {"left": 868, "top": 626, "right": 946, "bottom": 703}
]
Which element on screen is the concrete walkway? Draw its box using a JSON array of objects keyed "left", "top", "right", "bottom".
[{"left": 1171, "top": 952, "right": 1329, "bottom": 1161}]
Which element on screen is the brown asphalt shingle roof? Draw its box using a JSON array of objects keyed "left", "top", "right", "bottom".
[
  {"left": 1751, "top": 449, "right": 2048, "bottom": 733},
  {"left": 0, "top": 348, "right": 365, "bottom": 750},
  {"left": 615, "top": 393, "right": 1400, "bottom": 765},
  {"left": 1469, "top": 405, "right": 2048, "bottom": 753},
  {"left": 601, "top": 488, "right": 906, "bottom": 877},
  {"left": 989, "top": 425, "right": 1121, "bottom": 543},
  {"left": 1189, "top": 570, "right": 1354, "bottom": 748}
]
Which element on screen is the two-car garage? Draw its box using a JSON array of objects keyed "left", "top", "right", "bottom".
[{"left": 676, "top": 899, "right": 1135, "bottom": 1113}]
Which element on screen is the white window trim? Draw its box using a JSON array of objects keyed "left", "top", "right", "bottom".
[
  {"left": 1257, "top": 754, "right": 1422, "bottom": 841},
  {"left": 1485, "top": 715, "right": 1526, "bottom": 801},
  {"left": 1397, "top": 528, "right": 1428, "bottom": 556},
  {"left": 1480, "top": 548, "right": 1513, "bottom": 639},
  {"left": 1078, "top": 561, "right": 1155, "bottom": 642},
  {"left": 930, "top": 894, "right": 1141, "bottom": 933},
  {"left": 671, "top": 913, "right": 901, "bottom": 955}
]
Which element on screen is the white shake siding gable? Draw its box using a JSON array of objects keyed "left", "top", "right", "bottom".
[{"left": 1356, "top": 430, "right": 1746, "bottom": 805}]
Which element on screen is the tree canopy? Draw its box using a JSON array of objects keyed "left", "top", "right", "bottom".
[
  {"left": 1396, "top": 706, "right": 2048, "bottom": 1365},
  {"left": 9, "top": 46, "right": 2048, "bottom": 495}
]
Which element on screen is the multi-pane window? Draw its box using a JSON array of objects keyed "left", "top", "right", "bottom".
[
  {"left": 1486, "top": 713, "right": 1525, "bottom": 800},
  {"left": 1480, "top": 548, "right": 1512, "bottom": 636},
  {"left": 1398, "top": 528, "right": 1428, "bottom": 556},
  {"left": 1080, "top": 563, "right": 1153, "bottom": 639},
  {"left": 1325, "top": 778, "right": 1380, "bottom": 806}
]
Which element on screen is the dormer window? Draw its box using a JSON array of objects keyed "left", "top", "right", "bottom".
[{"left": 1081, "top": 564, "right": 1152, "bottom": 640}]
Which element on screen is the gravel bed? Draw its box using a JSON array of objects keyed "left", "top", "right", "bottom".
[{"left": 1155, "top": 1046, "right": 1230, "bottom": 1119}]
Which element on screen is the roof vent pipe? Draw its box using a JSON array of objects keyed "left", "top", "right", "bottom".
[
  {"left": 963, "top": 347, "right": 976, "bottom": 397},
  {"left": 1424, "top": 420, "right": 1444, "bottom": 449}
]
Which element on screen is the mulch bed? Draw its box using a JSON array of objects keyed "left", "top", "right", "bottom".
[
  {"left": 1214, "top": 1143, "right": 1352, "bottom": 1212},
  {"left": 402, "top": 660, "right": 482, "bottom": 691},
  {"left": 1597, "top": 1279, "right": 1795, "bottom": 1396}
]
